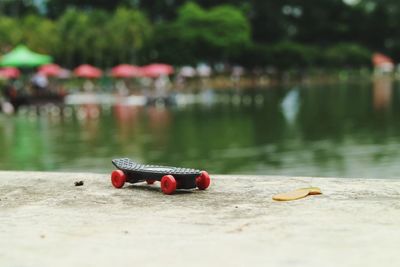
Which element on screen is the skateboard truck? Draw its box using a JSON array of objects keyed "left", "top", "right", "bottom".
[{"left": 110, "top": 158, "right": 211, "bottom": 195}]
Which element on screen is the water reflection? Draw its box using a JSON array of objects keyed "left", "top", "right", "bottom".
[
  {"left": 1, "top": 82, "right": 400, "bottom": 178},
  {"left": 373, "top": 77, "right": 392, "bottom": 111},
  {"left": 281, "top": 88, "right": 300, "bottom": 124}
]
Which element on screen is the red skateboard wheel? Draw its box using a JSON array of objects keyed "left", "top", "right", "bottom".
[
  {"left": 196, "top": 171, "right": 211, "bottom": 190},
  {"left": 146, "top": 179, "right": 156, "bottom": 185},
  {"left": 161, "top": 175, "right": 177, "bottom": 195},
  {"left": 111, "top": 170, "right": 126, "bottom": 188}
]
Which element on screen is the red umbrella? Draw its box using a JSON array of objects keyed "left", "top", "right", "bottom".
[
  {"left": 111, "top": 64, "right": 142, "bottom": 78},
  {"left": 0, "top": 67, "right": 20, "bottom": 79},
  {"left": 372, "top": 53, "right": 393, "bottom": 66},
  {"left": 74, "top": 64, "right": 102, "bottom": 78},
  {"left": 38, "top": 63, "right": 62, "bottom": 77},
  {"left": 141, "top": 63, "right": 174, "bottom": 78}
]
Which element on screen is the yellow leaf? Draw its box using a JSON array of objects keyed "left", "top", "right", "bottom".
[{"left": 272, "top": 188, "right": 310, "bottom": 201}]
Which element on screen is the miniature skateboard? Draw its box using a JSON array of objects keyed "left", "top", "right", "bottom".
[{"left": 110, "top": 158, "right": 211, "bottom": 195}]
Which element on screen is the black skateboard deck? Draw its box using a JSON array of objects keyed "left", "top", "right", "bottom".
[{"left": 110, "top": 158, "right": 210, "bottom": 194}]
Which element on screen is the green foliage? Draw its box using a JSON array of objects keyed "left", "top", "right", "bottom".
[
  {"left": 147, "top": 2, "right": 251, "bottom": 65},
  {"left": 107, "top": 8, "right": 152, "bottom": 64},
  {"left": 55, "top": 7, "right": 151, "bottom": 67},
  {"left": 148, "top": 23, "right": 199, "bottom": 65},
  {"left": 0, "top": 16, "right": 22, "bottom": 52},
  {"left": 56, "top": 9, "right": 93, "bottom": 66},
  {"left": 232, "top": 43, "right": 272, "bottom": 68},
  {"left": 176, "top": 2, "right": 251, "bottom": 60},
  {"left": 233, "top": 42, "right": 372, "bottom": 69},
  {"left": 0, "top": 1, "right": 381, "bottom": 69},
  {"left": 21, "top": 15, "right": 59, "bottom": 55},
  {"left": 272, "top": 42, "right": 321, "bottom": 69},
  {"left": 325, "top": 43, "right": 371, "bottom": 67}
]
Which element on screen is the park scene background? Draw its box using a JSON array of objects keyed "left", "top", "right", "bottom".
[
  {"left": 1, "top": 0, "right": 400, "bottom": 178},
  {"left": 1, "top": 0, "right": 396, "bottom": 69}
]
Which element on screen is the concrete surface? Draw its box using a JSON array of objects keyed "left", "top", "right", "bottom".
[{"left": 1, "top": 171, "right": 400, "bottom": 267}]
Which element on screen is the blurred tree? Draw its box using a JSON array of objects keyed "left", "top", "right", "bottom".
[
  {"left": 170, "top": 2, "right": 251, "bottom": 63},
  {"left": 56, "top": 9, "right": 92, "bottom": 67},
  {"left": 0, "top": 16, "right": 22, "bottom": 52},
  {"left": 46, "top": 0, "right": 135, "bottom": 17},
  {"left": 324, "top": 43, "right": 371, "bottom": 67},
  {"left": 272, "top": 41, "right": 320, "bottom": 69},
  {"left": 106, "top": 7, "right": 152, "bottom": 65},
  {"left": 355, "top": 0, "right": 400, "bottom": 60},
  {"left": 56, "top": 8, "right": 150, "bottom": 67},
  {"left": 0, "top": 0, "right": 41, "bottom": 16},
  {"left": 147, "top": 23, "right": 198, "bottom": 65},
  {"left": 82, "top": 10, "right": 109, "bottom": 66},
  {"left": 136, "top": 0, "right": 186, "bottom": 22},
  {"left": 0, "top": 0, "right": 395, "bottom": 68},
  {"left": 21, "top": 15, "right": 59, "bottom": 55},
  {"left": 250, "top": 0, "right": 369, "bottom": 45},
  {"left": 136, "top": 0, "right": 247, "bottom": 22},
  {"left": 249, "top": 1, "right": 287, "bottom": 44}
]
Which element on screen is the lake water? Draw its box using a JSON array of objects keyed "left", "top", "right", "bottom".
[{"left": 1, "top": 79, "right": 400, "bottom": 178}]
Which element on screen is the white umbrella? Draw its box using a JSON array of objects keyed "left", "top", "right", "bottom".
[
  {"left": 179, "top": 66, "right": 196, "bottom": 77},
  {"left": 196, "top": 64, "right": 212, "bottom": 77}
]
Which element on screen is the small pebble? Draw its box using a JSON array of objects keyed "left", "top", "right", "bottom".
[{"left": 74, "top": 181, "right": 84, "bottom": 186}]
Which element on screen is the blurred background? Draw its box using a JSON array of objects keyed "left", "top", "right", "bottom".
[{"left": 0, "top": 0, "right": 400, "bottom": 178}]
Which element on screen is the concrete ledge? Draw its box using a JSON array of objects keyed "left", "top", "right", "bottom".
[{"left": 1, "top": 171, "right": 400, "bottom": 267}]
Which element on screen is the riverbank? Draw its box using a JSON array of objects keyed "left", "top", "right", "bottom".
[{"left": 1, "top": 171, "right": 400, "bottom": 267}]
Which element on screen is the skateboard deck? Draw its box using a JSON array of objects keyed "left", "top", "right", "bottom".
[
  {"left": 111, "top": 158, "right": 210, "bottom": 194},
  {"left": 112, "top": 158, "right": 201, "bottom": 179}
]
